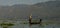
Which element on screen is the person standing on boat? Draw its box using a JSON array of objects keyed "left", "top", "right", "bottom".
[{"left": 29, "top": 14, "right": 32, "bottom": 24}]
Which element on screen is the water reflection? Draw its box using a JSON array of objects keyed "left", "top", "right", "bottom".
[
  {"left": 0, "top": 21, "right": 60, "bottom": 28},
  {"left": 11, "top": 23, "right": 60, "bottom": 28}
]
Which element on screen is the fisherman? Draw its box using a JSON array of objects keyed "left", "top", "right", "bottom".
[
  {"left": 40, "top": 19, "right": 42, "bottom": 25},
  {"left": 29, "top": 15, "right": 32, "bottom": 24}
]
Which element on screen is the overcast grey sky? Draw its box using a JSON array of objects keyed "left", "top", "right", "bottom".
[{"left": 0, "top": 0, "right": 55, "bottom": 6}]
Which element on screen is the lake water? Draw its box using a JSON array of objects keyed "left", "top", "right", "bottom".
[
  {"left": 9, "top": 23, "right": 60, "bottom": 28},
  {"left": 12, "top": 23, "right": 60, "bottom": 28},
  {"left": 0, "top": 20, "right": 60, "bottom": 28}
]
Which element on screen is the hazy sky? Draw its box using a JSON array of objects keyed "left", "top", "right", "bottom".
[{"left": 0, "top": 0, "right": 54, "bottom": 6}]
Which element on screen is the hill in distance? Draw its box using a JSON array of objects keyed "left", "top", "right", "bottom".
[{"left": 0, "top": 0, "right": 60, "bottom": 21}]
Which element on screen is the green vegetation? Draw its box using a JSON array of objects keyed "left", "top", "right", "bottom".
[{"left": 0, "top": 22, "right": 14, "bottom": 28}]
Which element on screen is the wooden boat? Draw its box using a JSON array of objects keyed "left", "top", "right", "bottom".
[{"left": 29, "top": 15, "right": 42, "bottom": 25}]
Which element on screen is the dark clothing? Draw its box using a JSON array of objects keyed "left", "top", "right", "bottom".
[
  {"left": 29, "top": 18, "right": 31, "bottom": 24},
  {"left": 40, "top": 19, "right": 42, "bottom": 22},
  {"left": 39, "top": 19, "right": 42, "bottom": 24}
]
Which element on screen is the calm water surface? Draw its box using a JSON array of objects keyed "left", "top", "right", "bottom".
[
  {"left": 11, "top": 21, "right": 60, "bottom": 28},
  {"left": 0, "top": 21, "right": 60, "bottom": 28}
]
